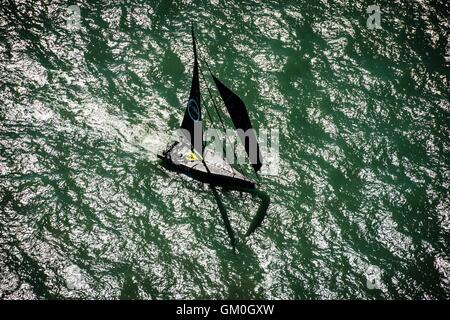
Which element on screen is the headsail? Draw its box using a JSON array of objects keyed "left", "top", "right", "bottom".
[
  {"left": 180, "top": 27, "right": 202, "bottom": 155},
  {"left": 212, "top": 76, "right": 262, "bottom": 172}
]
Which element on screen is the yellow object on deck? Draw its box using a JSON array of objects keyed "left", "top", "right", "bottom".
[{"left": 186, "top": 151, "right": 202, "bottom": 161}]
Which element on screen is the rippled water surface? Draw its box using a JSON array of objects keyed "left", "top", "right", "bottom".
[{"left": 1, "top": 0, "right": 449, "bottom": 299}]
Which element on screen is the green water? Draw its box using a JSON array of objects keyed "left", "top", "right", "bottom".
[{"left": 1, "top": 0, "right": 449, "bottom": 299}]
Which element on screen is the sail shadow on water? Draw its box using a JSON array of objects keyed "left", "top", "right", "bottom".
[{"left": 158, "top": 26, "right": 270, "bottom": 251}]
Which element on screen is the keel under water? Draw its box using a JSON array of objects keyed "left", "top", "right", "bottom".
[
  {"left": 210, "top": 186, "right": 236, "bottom": 252},
  {"left": 241, "top": 188, "right": 270, "bottom": 237},
  {"left": 211, "top": 186, "right": 271, "bottom": 251}
]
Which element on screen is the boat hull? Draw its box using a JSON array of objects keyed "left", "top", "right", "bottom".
[{"left": 158, "top": 141, "right": 256, "bottom": 189}]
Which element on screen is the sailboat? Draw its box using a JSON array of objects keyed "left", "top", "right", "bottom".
[{"left": 158, "top": 26, "right": 268, "bottom": 249}]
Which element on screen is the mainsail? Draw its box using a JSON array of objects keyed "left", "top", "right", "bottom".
[
  {"left": 212, "top": 76, "right": 262, "bottom": 172},
  {"left": 180, "top": 28, "right": 202, "bottom": 155}
]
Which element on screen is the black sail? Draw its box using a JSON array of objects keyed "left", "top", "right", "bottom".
[
  {"left": 180, "top": 28, "right": 202, "bottom": 155},
  {"left": 212, "top": 75, "right": 262, "bottom": 172}
]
